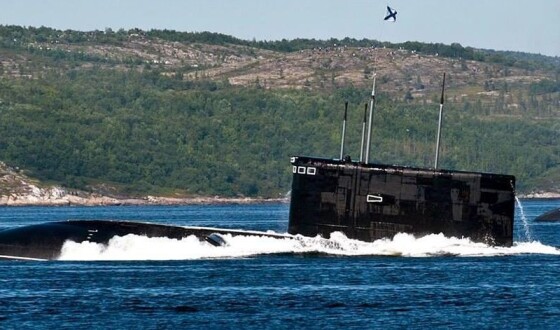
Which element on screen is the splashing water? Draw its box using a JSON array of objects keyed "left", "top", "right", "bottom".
[
  {"left": 58, "top": 231, "right": 559, "bottom": 261},
  {"left": 515, "top": 196, "right": 532, "bottom": 242}
]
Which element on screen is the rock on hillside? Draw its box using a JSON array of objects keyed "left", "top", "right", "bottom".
[
  {"left": 0, "top": 161, "right": 119, "bottom": 205},
  {"left": 5, "top": 33, "right": 555, "bottom": 103},
  {"left": 0, "top": 162, "right": 287, "bottom": 206}
]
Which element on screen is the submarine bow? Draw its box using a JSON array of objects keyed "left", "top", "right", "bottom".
[{"left": 0, "top": 220, "right": 286, "bottom": 260}]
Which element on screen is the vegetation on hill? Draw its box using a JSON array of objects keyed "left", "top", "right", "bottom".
[{"left": 0, "top": 25, "right": 558, "bottom": 197}]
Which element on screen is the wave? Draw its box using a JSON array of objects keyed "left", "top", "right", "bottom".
[{"left": 57, "top": 232, "right": 560, "bottom": 261}]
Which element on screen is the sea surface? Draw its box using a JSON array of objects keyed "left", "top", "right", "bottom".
[{"left": 0, "top": 199, "right": 559, "bottom": 329}]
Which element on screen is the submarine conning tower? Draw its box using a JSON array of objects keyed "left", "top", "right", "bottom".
[
  {"left": 287, "top": 74, "right": 515, "bottom": 246},
  {"left": 288, "top": 156, "right": 515, "bottom": 246}
]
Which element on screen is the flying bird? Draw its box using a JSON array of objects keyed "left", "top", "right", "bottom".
[{"left": 384, "top": 6, "right": 397, "bottom": 22}]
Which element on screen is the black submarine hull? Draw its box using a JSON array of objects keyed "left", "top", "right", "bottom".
[
  {"left": 0, "top": 220, "right": 288, "bottom": 260},
  {"left": 288, "top": 156, "right": 515, "bottom": 246}
]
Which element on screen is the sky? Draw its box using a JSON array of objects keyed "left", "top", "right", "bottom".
[{"left": 0, "top": 0, "right": 559, "bottom": 57}]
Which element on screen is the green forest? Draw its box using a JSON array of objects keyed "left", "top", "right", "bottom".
[{"left": 0, "top": 26, "right": 559, "bottom": 197}]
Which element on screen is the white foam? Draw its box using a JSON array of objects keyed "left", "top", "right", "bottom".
[{"left": 57, "top": 232, "right": 560, "bottom": 261}]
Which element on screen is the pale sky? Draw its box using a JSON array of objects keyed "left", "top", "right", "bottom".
[{"left": 1, "top": 0, "right": 559, "bottom": 57}]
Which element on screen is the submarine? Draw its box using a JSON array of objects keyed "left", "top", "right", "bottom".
[{"left": 0, "top": 73, "right": 516, "bottom": 260}]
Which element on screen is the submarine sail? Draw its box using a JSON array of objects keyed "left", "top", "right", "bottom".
[{"left": 288, "top": 71, "right": 515, "bottom": 246}]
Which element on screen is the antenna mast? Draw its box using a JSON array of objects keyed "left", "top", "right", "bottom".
[
  {"left": 364, "top": 76, "right": 376, "bottom": 164},
  {"left": 339, "top": 101, "right": 349, "bottom": 160},
  {"left": 359, "top": 103, "right": 368, "bottom": 162},
  {"left": 434, "top": 73, "right": 446, "bottom": 169}
]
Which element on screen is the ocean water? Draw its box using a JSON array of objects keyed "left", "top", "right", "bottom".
[{"left": 0, "top": 200, "right": 559, "bottom": 329}]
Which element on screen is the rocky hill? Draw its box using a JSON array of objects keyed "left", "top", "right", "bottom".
[
  {"left": 0, "top": 162, "right": 284, "bottom": 205},
  {"left": 1, "top": 27, "right": 556, "bottom": 99}
]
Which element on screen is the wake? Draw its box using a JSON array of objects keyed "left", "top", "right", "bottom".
[{"left": 57, "top": 231, "right": 560, "bottom": 261}]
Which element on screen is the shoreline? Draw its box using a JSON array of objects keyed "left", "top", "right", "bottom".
[
  {"left": 517, "top": 192, "right": 560, "bottom": 199},
  {"left": 0, "top": 166, "right": 558, "bottom": 206},
  {"left": 1, "top": 192, "right": 559, "bottom": 207},
  {"left": 2, "top": 161, "right": 291, "bottom": 206},
  {"left": 0, "top": 194, "right": 289, "bottom": 207}
]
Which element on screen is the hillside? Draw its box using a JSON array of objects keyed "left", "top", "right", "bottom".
[
  {"left": 0, "top": 161, "right": 279, "bottom": 205},
  {"left": 0, "top": 26, "right": 559, "bottom": 199}
]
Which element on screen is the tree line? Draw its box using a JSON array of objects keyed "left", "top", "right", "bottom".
[{"left": 2, "top": 25, "right": 558, "bottom": 72}]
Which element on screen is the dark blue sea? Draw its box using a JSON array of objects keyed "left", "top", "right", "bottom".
[{"left": 1, "top": 199, "right": 559, "bottom": 329}]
